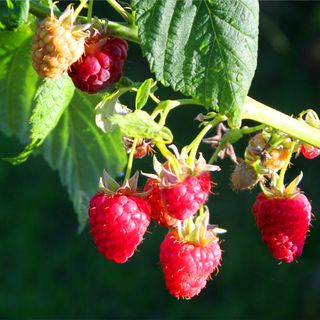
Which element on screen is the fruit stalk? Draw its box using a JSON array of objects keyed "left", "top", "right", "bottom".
[
  {"left": 124, "top": 137, "right": 138, "bottom": 182},
  {"left": 87, "top": 0, "right": 93, "bottom": 22},
  {"left": 187, "top": 123, "right": 213, "bottom": 167},
  {"left": 105, "top": 0, "right": 133, "bottom": 23},
  {"left": 276, "top": 141, "right": 296, "bottom": 191},
  {"left": 155, "top": 142, "right": 182, "bottom": 178}
]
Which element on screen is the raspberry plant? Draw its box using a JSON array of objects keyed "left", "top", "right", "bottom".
[{"left": 1, "top": 0, "right": 320, "bottom": 299}]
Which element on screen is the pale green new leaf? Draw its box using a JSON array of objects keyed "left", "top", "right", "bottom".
[
  {"left": 135, "top": 78, "right": 156, "bottom": 110},
  {"left": 109, "top": 110, "right": 173, "bottom": 143},
  {"left": 131, "top": 0, "right": 259, "bottom": 127}
]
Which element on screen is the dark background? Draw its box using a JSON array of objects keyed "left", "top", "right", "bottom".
[{"left": 1, "top": 1, "right": 320, "bottom": 318}]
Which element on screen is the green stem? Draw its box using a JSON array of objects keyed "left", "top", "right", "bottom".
[
  {"left": 151, "top": 98, "right": 202, "bottom": 124},
  {"left": 105, "top": 0, "right": 133, "bottom": 23},
  {"left": 199, "top": 205, "right": 204, "bottom": 219},
  {"left": 150, "top": 93, "right": 160, "bottom": 104},
  {"left": 124, "top": 138, "right": 138, "bottom": 182},
  {"left": 74, "top": 0, "right": 88, "bottom": 19},
  {"left": 87, "top": 0, "right": 94, "bottom": 23},
  {"left": 187, "top": 123, "right": 213, "bottom": 167},
  {"left": 276, "top": 141, "right": 296, "bottom": 191},
  {"left": 156, "top": 142, "right": 182, "bottom": 178},
  {"left": 106, "top": 21, "right": 139, "bottom": 43},
  {"left": 241, "top": 124, "right": 265, "bottom": 135},
  {"left": 242, "top": 97, "right": 320, "bottom": 148},
  {"left": 29, "top": 0, "right": 139, "bottom": 43},
  {"left": 29, "top": 0, "right": 60, "bottom": 17}
]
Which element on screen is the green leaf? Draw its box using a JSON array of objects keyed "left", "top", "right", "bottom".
[
  {"left": 42, "top": 91, "right": 127, "bottom": 230},
  {"left": 95, "top": 94, "right": 131, "bottom": 133},
  {"left": 30, "top": 74, "right": 75, "bottom": 140},
  {"left": 0, "top": 33, "right": 127, "bottom": 228},
  {"left": 4, "top": 73, "right": 75, "bottom": 164},
  {"left": 131, "top": 0, "right": 259, "bottom": 127},
  {"left": 109, "top": 110, "right": 173, "bottom": 143},
  {"left": 0, "top": 27, "right": 39, "bottom": 142},
  {"left": 2, "top": 140, "right": 42, "bottom": 165},
  {"left": 135, "top": 78, "right": 156, "bottom": 110},
  {"left": 0, "top": 0, "right": 29, "bottom": 30}
]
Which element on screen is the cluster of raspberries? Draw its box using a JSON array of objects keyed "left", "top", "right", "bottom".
[
  {"left": 32, "top": 10, "right": 128, "bottom": 93},
  {"left": 88, "top": 157, "right": 313, "bottom": 299},
  {"left": 88, "top": 168, "right": 222, "bottom": 299},
  {"left": 32, "top": 10, "right": 314, "bottom": 299}
]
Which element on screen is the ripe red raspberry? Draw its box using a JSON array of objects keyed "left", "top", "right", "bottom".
[
  {"left": 298, "top": 110, "right": 320, "bottom": 159},
  {"left": 68, "top": 36, "right": 128, "bottom": 93},
  {"left": 161, "top": 172, "right": 211, "bottom": 220},
  {"left": 32, "top": 5, "right": 87, "bottom": 78},
  {"left": 143, "top": 178, "right": 178, "bottom": 228},
  {"left": 160, "top": 230, "right": 222, "bottom": 299},
  {"left": 252, "top": 192, "right": 312, "bottom": 263},
  {"left": 300, "top": 144, "right": 320, "bottom": 159},
  {"left": 88, "top": 192, "right": 151, "bottom": 263}
]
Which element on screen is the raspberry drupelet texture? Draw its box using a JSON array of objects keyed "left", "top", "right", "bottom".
[
  {"left": 88, "top": 192, "right": 151, "bottom": 263},
  {"left": 252, "top": 192, "right": 311, "bottom": 263},
  {"left": 160, "top": 230, "right": 222, "bottom": 299},
  {"left": 68, "top": 37, "right": 128, "bottom": 93},
  {"left": 161, "top": 172, "right": 211, "bottom": 220},
  {"left": 32, "top": 8, "right": 86, "bottom": 78},
  {"left": 143, "top": 178, "right": 178, "bottom": 228}
]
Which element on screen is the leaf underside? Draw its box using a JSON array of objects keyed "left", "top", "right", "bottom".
[{"left": 132, "top": 0, "right": 259, "bottom": 127}]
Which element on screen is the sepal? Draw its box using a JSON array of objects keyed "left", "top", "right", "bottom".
[{"left": 177, "top": 207, "right": 226, "bottom": 246}]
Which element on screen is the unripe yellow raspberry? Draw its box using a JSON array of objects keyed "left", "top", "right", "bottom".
[{"left": 32, "top": 5, "right": 88, "bottom": 78}]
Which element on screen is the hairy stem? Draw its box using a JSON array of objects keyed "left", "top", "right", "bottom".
[{"left": 243, "top": 97, "right": 320, "bottom": 148}]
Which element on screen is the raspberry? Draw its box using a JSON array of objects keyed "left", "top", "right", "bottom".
[
  {"left": 160, "top": 230, "right": 222, "bottom": 299},
  {"left": 252, "top": 192, "right": 311, "bottom": 263},
  {"left": 32, "top": 5, "right": 87, "bottom": 78},
  {"left": 231, "top": 161, "right": 259, "bottom": 190},
  {"left": 245, "top": 132, "right": 290, "bottom": 172},
  {"left": 143, "top": 178, "right": 178, "bottom": 228},
  {"left": 300, "top": 144, "right": 320, "bottom": 159},
  {"left": 88, "top": 192, "right": 151, "bottom": 263},
  {"left": 161, "top": 172, "right": 211, "bottom": 220},
  {"left": 68, "top": 36, "right": 128, "bottom": 93},
  {"left": 298, "top": 110, "right": 320, "bottom": 159}
]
